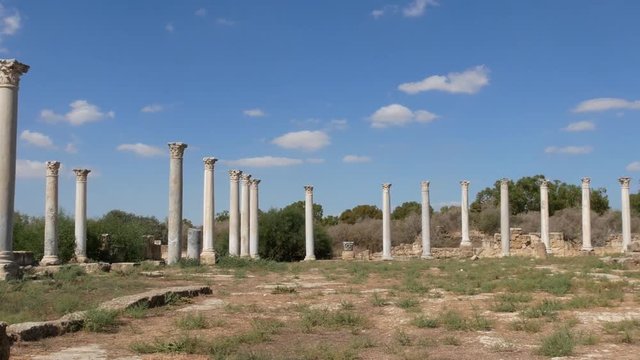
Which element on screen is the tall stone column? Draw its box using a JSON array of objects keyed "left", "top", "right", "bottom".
[
  {"left": 250, "top": 179, "right": 260, "bottom": 259},
  {"left": 500, "top": 178, "right": 510, "bottom": 257},
  {"left": 228, "top": 170, "right": 242, "bottom": 257},
  {"left": 420, "top": 181, "right": 432, "bottom": 259},
  {"left": 0, "top": 60, "right": 29, "bottom": 280},
  {"left": 304, "top": 185, "right": 316, "bottom": 261},
  {"left": 460, "top": 180, "right": 471, "bottom": 247},
  {"left": 619, "top": 177, "right": 632, "bottom": 252},
  {"left": 540, "top": 179, "right": 551, "bottom": 253},
  {"left": 200, "top": 157, "right": 217, "bottom": 264},
  {"left": 187, "top": 228, "right": 201, "bottom": 261},
  {"left": 40, "top": 161, "right": 61, "bottom": 266},
  {"left": 73, "top": 169, "right": 91, "bottom": 263},
  {"left": 581, "top": 177, "right": 593, "bottom": 251},
  {"left": 382, "top": 183, "right": 392, "bottom": 260},
  {"left": 240, "top": 173, "right": 252, "bottom": 257},
  {"left": 167, "top": 142, "right": 187, "bottom": 265}
]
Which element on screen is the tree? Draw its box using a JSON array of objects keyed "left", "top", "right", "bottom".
[
  {"left": 284, "top": 201, "right": 323, "bottom": 222},
  {"left": 13, "top": 211, "right": 76, "bottom": 262},
  {"left": 392, "top": 201, "right": 420, "bottom": 220},
  {"left": 632, "top": 192, "right": 640, "bottom": 214},
  {"left": 339, "top": 205, "right": 382, "bottom": 224}
]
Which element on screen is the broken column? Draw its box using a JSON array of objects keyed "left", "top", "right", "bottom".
[
  {"left": 304, "top": 185, "right": 316, "bottom": 261},
  {"left": 500, "top": 178, "right": 510, "bottom": 257},
  {"left": 540, "top": 179, "right": 551, "bottom": 253},
  {"left": 240, "top": 173, "right": 251, "bottom": 257},
  {"left": 421, "top": 181, "right": 432, "bottom": 259},
  {"left": 40, "top": 161, "right": 61, "bottom": 266},
  {"left": 619, "top": 177, "right": 632, "bottom": 252},
  {"left": 228, "top": 170, "right": 242, "bottom": 257},
  {"left": 382, "top": 183, "right": 392, "bottom": 260},
  {"left": 581, "top": 177, "right": 593, "bottom": 252},
  {"left": 167, "top": 142, "right": 187, "bottom": 265},
  {"left": 200, "top": 157, "right": 217, "bottom": 264},
  {"left": 249, "top": 179, "right": 260, "bottom": 259},
  {"left": 187, "top": 228, "right": 201, "bottom": 261},
  {"left": 460, "top": 180, "right": 471, "bottom": 247},
  {"left": 73, "top": 169, "right": 91, "bottom": 263}
]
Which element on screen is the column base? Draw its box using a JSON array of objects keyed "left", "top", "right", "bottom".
[
  {"left": 39, "top": 256, "right": 61, "bottom": 266},
  {"left": 250, "top": 255, "right": 260, "bottom": 260},
  {"left": 581, "top": 247, "right": 594, "bottom": 252},
  {"left": 200, "top": 251, "right": 217, "bottom": 265},
  {"left": 72, "top": 255, "right": 90, "bottom": 263},
  {"left": 303, "top": 256, "right": 316, "bottom": 261},
  {"left": 501, "top": 252, "right": 510, "bottom": 258},
  {"left": 381, "top": 255, "right": 393, "bottom": 261},
  {"left": 240, "top": 254, "right": 250, "bottom": 258},
  {"left": 0, "top": 261, "right": 20, "bottom": 281},
  {"left": 421, "top": 254, "right": 432, "bottom": 259},
  {"left": 459, "top": 241, "right": 472, "bottom": 247}
]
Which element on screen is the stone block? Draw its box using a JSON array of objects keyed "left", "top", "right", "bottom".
[
  {"left": 13, "top": 251, "right": 35, "bottom": 266},
  {"left": 629, "top": 242, "right": 640, "bottom": 253},
  {"left": 110, "top": 262, "right": 139, "bottom": 273},
  {"left": 341, "top": 250, "right": 355, "bottom": 260},
  {"left": 0, "top": 322, "right": 10, "bottom": 360},
  {"left": 357, "top": 250, "right": 371, "bottom": 261},
  {"left": 79, "top": 262, "right": 111, "bottom": 274}
]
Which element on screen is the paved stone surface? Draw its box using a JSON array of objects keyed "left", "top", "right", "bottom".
[
  {"left": 177, "top": 298, "right": 226, "bottom": 312},
  {"left": 31, "top": 344, "right": 141, "bottom": 360}
]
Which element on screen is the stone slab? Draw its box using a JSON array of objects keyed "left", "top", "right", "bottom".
[{"left": 31, "top": 344, "right": 142, "bottom": 360}]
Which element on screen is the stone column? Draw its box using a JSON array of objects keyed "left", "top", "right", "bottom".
[
  {"left": 167, "top": 142, "right": 187, "bottom": 265},
  {"left": 240, "top": 173, "right": 252, "bottom": 257},
  {"left": 73, "top": 169, "right": 91, "bottom": 263},
  {"left": 0, "top": 60, "right": 29, "bottom": 280},
  {"left": 581, "top": 177, "right": 593, "bottom": 251},
  {"left": 200, "top": 157, "right": 217, "bottom": 264},
  {"left": 228, "top": 170, "right": 242, "bottom": 257},
  {"left": 304, "top": 185, "right": 316, "bottom": 261},
  {"left": 187, "top": 228, "right": 201, "bottom": 260},
  {"left": 420, "top": 181, "right": 432, "bottom": 259},
  {"left": 500, "top": 178, "right": 510, "bottom": 257},
  {"left": 460, "top": 180, "right": 471, "bottom": 247},
  {"left": 250, "top": 179, "right": 260, "bottom": 259},
  {"left": 40, "top": 161, "right": 61, "bottom": 266},
  {"left": 382, "top": 183, "right": 392, "bottom": 260},
  {"left": 540, "top": 179, "right": 551, "bottom": 253},
  {"left": 619, "top": 177, "right": 632, "bottom": 252}
]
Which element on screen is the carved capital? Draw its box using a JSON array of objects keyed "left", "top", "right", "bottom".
[
  {"left": 45, "top": 161, "right": 61, "bottom": 176},
  {"left": 421, "top": 180, "right": 430, "bottom": 191},
  {"left": 251, "top": 179, "right": 261, "bottom": 188},
  {"left": 73, "top": 169, "right": 91, "bottom": 182},
  {"left": 304, "top": 185, "right": 314, "bottom": 194},
  {"left": 0, "top": 59, "right": 29, "bottom": 87},
  {"left": 241, "top": 174, "right": 252, "bottom": 183},
  {"left": 539, "top": 179, "right": 549, "bottom": 188},
  {"left": 167, "top": 142, "right": 187, "bottom": 159},
  {"left": 382, "top": 183, "right": 392, "bottom": 191},
  {"left": 500, "top": 178, "right": 510, "bottom": 187},
  {"left": 460, "top": 180, "right": 470, "bottom": 188},
  {"left": 581, "top": 177, "right": 591, "bottom": 187},
  {"left": 229, "top": 170, "right": 242, "bottom": 181},
  {"left": 619, "top": 177, "right": 631, "bottom": 188},
  {"left": 203, "top": 157, "right": 218, "bottom": 170}
]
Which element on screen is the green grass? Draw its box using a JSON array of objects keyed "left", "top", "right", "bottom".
[
  {"left": 442, "top": 335, "right": 461, "bottom": 346},
  {"left": 371, "top": 292, "right": 388, "bottom": 307},
  {"left": 521, "top": 299, "right": 564, "bottom": 319},
  {"left": 603, "top": 319, "right": 640, "bottom": 343},
  {"left": 124, "top": 303, "right": 148, "bottom": 319},
  {"left": 396, "top": 298, "right": 419, "bottom": 311},
  {"left": 271, "top": 285, "right": 297, "bottom": 294},
  {"left": 438, "top": 310, "right": 493, "bottom": 331},
  {"left": 175, "top": 313, "right": 209, "bottom": 330},
  {"left": 509, "top": 318, "right": 542, "bottom": 333},
  {"left": 339, "top": 300, "right": 355, "bottom": 310},
  {"left": 83, "top": 308, "right": 119, "bottom": 333},
  {"left": 131, "top": 334, "right": 206, "bottom": 354},
  {"left": 412, "top": 315, "right": 439, "bottom": 328},
  {"left": 537, "top": 327, "right": 575, "bottom": 357},
  {"left": 299, "top": 308, "right": 366, "bottom": 332}
]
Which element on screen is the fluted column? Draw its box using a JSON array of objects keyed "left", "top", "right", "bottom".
[
  {"left": 240, "top": 173, "right": 251, "bottom": 257},
  {"left": 0, "top": 60, "right": 29, "bottom": 280},
  {"left": 500, "top": 178, "right": 510, "bottom": 257},
  {"left": 421, "top": 181, "right": 432, "bottom": 259},
  {"left": 228, "top": 170, "right": 242, "bottom": 257},
  {"left": 40, "top": 161, "right": 61, "bottom": 266},
  {"left": 167, "top": 142, "right": 187, "bottom": 265},
  {"left": 250, "top": 179, "right": 260, "bottom": 259},
  {"left": 201, "top": 157, "right": 217, "bottom": 264},
  {"left": 540, "top": 179, "right": 551, "bottom": 253},
  {"left": 304, "top": 185, "right": 316, "bottom": 261},
  {"left": 382, "top": 183, "right": 392, "bottom": 260},
  {"left": 619, "top": 177, "right": 632, "bottom": 252},
  {"left": 73, "top": 169, "right": 91, "bottom": 263},
  {"left": 460, "top": 180, "right": 471, "bottom": 247},
  {"left": 581, "top": 177, "right": 593, "bottom": 251}
]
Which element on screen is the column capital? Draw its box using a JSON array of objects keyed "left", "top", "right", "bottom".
[
  {"left": 203, "top": 157, "right": 218, "bottom": 170},
  {"left": 46, "top": 161, "right": 61, "bottom": 176},
  {"left": 619, "top": 177, "right": 631, "bottom": 188},
  {"left": 251, "top": 179, "right": 261, "bottom": 188},
  {"left": 0, "top": 59, "right": 29, "bottom": 87},
  {"left": 304, "top": 185, "right": 314, "bottom": 194},
  {"left": 229, "top": 169, "right": 242, "bottom": 181},
  {"left": 539, "top": 178, "right": 549, "bottom": 188},
  {"left": 460, "top": 180, "right": 470, "bottom": 187},
  {"left": 421, "top": 180, "right": 430, "bottom": 191},
  {"left": 241, "top": 173, "right": 252, "bottom": 183},
  {"left": 500, "top": 178, "right": 510, "bottom": 186},
  {"left": 581, "top": 177, "right": 591, "bottom": 187},
  {"left": 168, "top": 142, "right": 187, "bottom": 159},
  {"left": 382, "top": 183, "right": 392, "bottom": 191},
  {"left": 73, "top": 169, "right": 91, "bottom": 182}
]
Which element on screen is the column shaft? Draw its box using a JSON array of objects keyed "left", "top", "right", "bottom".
[
  {"left": 382, "top": 183, "right": 392, "bottom": 260},
  {"left": 73, "top": 169, "right": 90, "bottom": 262},
  {"left": 240, "top": 174, "right": 251, "bottom": 257},
  {"left": 187, "top": 228, "right": 201, "bottom": 260},
  {"left": 228, "top": 170, "right": 242, "bottom": 257},
  {"left": 620, "top": 177, "right": 632, "bottom": 252},
  {"left": 201, "top": 158, "right": 217, "bottom": 264},
  {"left": 304, "top": 185, "right": 315, "bottom": 260},
  {"left": 460, "top": 181, "right": 471, "bottom": 246},
  {"left": 500, "top": 179, "right": 510, "bottom": 256},
  {"left": 540, "top": 180, "right": 551, "bottom": 253},
  {"left": 167, "top": 142, "right": 187, "bottom": 265},
  {"left": 581, "top": 177, "right": 593, "bottom": 251},
  {"left": 421, "top": 181, "right": 432, "bottom": 259},
  {"left": 250, "top": 179, "right": 260, "bottom": 259},
  {"left": 41, "top": 161, "right": 60, "bottom": 266}
]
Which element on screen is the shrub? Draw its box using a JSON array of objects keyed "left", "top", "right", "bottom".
[
  {"left": 538, "top": 327, "right": 575, "bottom": 357},
  {"left": 83, "top": 308, "right": 119, "bottom": 333}
]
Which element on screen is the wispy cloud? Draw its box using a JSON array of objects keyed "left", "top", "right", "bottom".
[
  {"left": 165, "top": 23, "right": 175, "bottom": 32},
  {"left": 20, "top": 130, "right": 55, "bottom": 149},
  {"left": 41, "top": 100, "right": 115, "bottom": 126},
  {"left": 544, "top": 146, "right": 593, "bottom": 155},
  {"left": 216, "top": 18, "right": 235, "bottom": 26},
  {"left": 398, "top": 65, "right": 489, "bottom": 94},
  {"left": 116, "top": 143, "right": 164, "bottom": 157},
  {"left": 563, "top": 120, "right": 595, "bottom": 132},
  {"left": 327, "top": 119, "right": 348, "bottom": 131},
  {"left": 626, "top": 162, "right": 640, "bottom": 172},
  {"left": 403, "top": 0, "right": 438, "bottom": 18},
  {"left": 371, "top": 9, "right": 386, "bottom": 19},
  {"left": 272, "top": 130, "right": 330, "bottom": 151},
  {"left": 343, "top": 155, "right": 372, "bottom": 163},
  {"left": 141, "top": 104, "right": 165, "bottom": 113},
  {"left": 243, "top": 108, "right": 266, "bottom": 117},
  {"left": 195, "top": 8, "right": 207, "bottom": 17},
  {"left": 224, "top": 156, "right": 303, "bottom": 168},
  {"left": 573, "top": 98, "right": 640, "bottom": 113},
  {"left": 306, "top": 158, "right": 325, "bottom": 164},
  {"left": 16, "top": 159, "right": 46, "bottom": 179},
  {"left": 370, "top": 104, "right": 438, "bottom": 128},
  {"left": 0, "top": 5, "right": 21, "bottom": 52},
  {"left": 65, "top": 143, "right": 78, "bottom": 154}
]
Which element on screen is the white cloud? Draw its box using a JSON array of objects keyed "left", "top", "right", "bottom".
[
  {"left": 16, "top": 159, "right": 46, "bottom": 179},
  {"left": 370, "top": 104, "right": 438, "bottom": 128},
  {"left": 65, "top": 143, "right": 78, "bottom": 154},
  {"left": 41, "top": 100, "right": 115, "bottom": 126},
  {"left": 573, "top": 98, "right": 640, "bottom": 113},
  {"left": 306, "top": 158, "right": 325, "bottom": 164},
  {"left": 343, "top": 155, "right": 372, "bottom": 163},
  {"left": 195, "top": 8, "right": 207, "bottom": 17},
  {"left": 141, "top": 104, "right": 165, "bottom": 113},
  {"left": 2, "top": 13, "right": 19, "bottom": 35},
  {"left": 272, "top": 130, "right": 330, "bottom": 151},
  {"left": 403, "top": 0, "right": 438, "bottom": 17},
  {"left": 327, "top": 119, "right": 348, "bottom": 131},
  {"left": 117, "top": 143, "right": 164, "bottom": 157},
  {"left": 165, "top": 23, "right": 174, "bottom": 32},
  {"left": 564, "top": 120, "right": 595, "bottom": 132},
  {"left": 243, "top": 108, "right": 266, "bottom": 117},
  {"left": 20, "top": 130, "right": 55, "bottom": 149},
  {"left": 544, "top": 146, "right": 593, "bottom": 155},
  {"left": 224, "top": 156, "right": 303, "bottom": 168},
  {"left": 626, "top": 162, "right": 640, "bottom": 172},
  {"left": 399, "top": 65, "right": 489, "bottom": 94},
  {"left": 216, "top": 18, "right": 235, "bottom": 26},
  {"left": 371, "top": 9, "right": 385, "bottom": 18}
]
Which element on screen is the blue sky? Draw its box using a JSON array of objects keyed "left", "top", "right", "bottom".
[{"left": 5, "top": 0, "right": 640, "bottom": 222}]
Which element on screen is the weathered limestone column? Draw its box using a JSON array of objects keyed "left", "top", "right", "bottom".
[
  {"left": 73, "top": 169, "right": 91, "bottom": 263},
  {"left": 500, "top": 178, "right": 510, "bottom": 257},
  {"left": 228, "top": 170, "right": 242, "bottom": 257},
  {"left": 0, "top": 60, "right": 29, "bottom": 280},
  {"left": 249, "top": 179, "right": 260, "bottom": 259},
  {"left": 240, "top": 173, "right": 252, "bottom": 257},
  {"left": 200, "top": 157, "right": 217, "bottom": 264},
  {"left": 382, "top": 183, "right": 393, "bottom": 260},
  {"left": 581, "top": 177, "right": 593, "bottom": 251},
  {"left": 167, "top": 142, "right": 187, "bottom": 265},
  {"left": 540, "top": 179, "right": 551, "bottom": 253},
  {"left": 40, "top": 161, "right": 61, "bottom": 266},
  {"left": 187, "top": 228, "right": 201, "bottom": 260},
  {"left": 304, "top": 185, "right": 316, "bottom": 261},
  {"left": 420, "top": 181, "right": 432, "bottom": 259},
  {"left": 619, "top": 177, "right": 632, "bottom": 252},
  {"left": 460, "top": 180, "right": 471, "bottom": 247}
]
